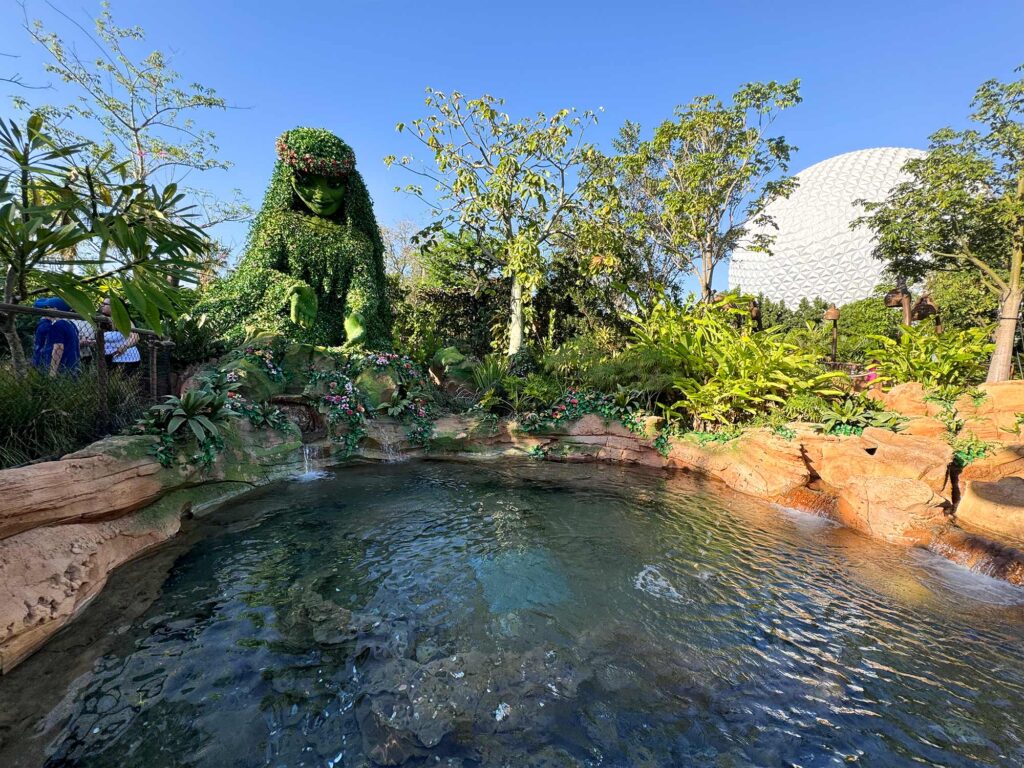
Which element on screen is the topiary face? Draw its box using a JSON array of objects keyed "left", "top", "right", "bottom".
[{"left": 291, "top": 171, "right": 346, "bottom": 217}]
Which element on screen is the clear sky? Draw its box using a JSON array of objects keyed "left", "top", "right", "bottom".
[{"left": 3, "top": 0, "right": 1023, "bottom": 292}]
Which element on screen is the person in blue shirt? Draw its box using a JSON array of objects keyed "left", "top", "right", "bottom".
[{"left": 31, "top": 298, "right": 81, "bottom": 376}]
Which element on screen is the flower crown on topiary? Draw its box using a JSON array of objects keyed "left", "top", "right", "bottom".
[{"left": 275, "top": 127, "right": 356, "bottom": 177}]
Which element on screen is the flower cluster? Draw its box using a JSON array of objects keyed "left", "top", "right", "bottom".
[
  {"left": 308, "top": 368, "right": 369, "bottom": 456},
  {"left": 519, "top": 387, "right": 648, "bottom": 436},
  {"left": 242, "top": 345, "right": 285, "bottom": 381},
  {"left": 276, "top": 128, "right": 356, "bottom": 178}
]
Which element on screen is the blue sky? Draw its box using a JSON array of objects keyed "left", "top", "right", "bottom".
[{"left": 3, "top": 0, "right": 1023, "bottom": 291}]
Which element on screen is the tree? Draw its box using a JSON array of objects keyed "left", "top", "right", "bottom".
[
  {"left": 616, "top": 80, "right": 802, "bottom": 301},
  {"left": 381, "top": 220, "right": 425, "bottom": 284},
  {"left": 1, "top": 115, "right": 208, "bottom": 373},
  {"left": 385, "top": 89, "right": 616, "bottom": 355},
  {"left": 15, "top": 1, "right": 250, "bottom": 257},
  {"left": 856, "top": 66, "right": 1024, "bottom": 382},
  {"left": 926, "top": 268, "right": 999, "bottom": 333}
]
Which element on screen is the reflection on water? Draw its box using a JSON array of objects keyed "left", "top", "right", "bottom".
[{"left": 2, "top": 459, "right": 1024, "bottom": 767}]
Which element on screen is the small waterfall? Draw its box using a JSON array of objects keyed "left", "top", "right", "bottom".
[
  {"left": 293, "top": 442, "right": 330, "bottom": 482},
  {"left": 375, "top": 425, "right": 408, "bottom": 464},
  {"left": 930, "top": 529, "right": 1024, "bottom": 585}
]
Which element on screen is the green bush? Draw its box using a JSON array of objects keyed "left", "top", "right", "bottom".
[
  {"left": 866, "top": 324, "right": 994, "bottom": 389},
  {"left": 818, "top": 395, "right": 905, "bottom": 436},
  {"left": 542, "top": 327, "right": 676, "bottom": 404},
  {"left": 927, "top": 269, "right": 999, "bottom": 333},
  {"left": 0, "top": 365, "right": 145, "bottom": 468},
  {"left": 168, "top": 313, "right": 226, "bottom": 369},
  {"left": 631, "top": 298, "right": 845, "bottom": 428}
]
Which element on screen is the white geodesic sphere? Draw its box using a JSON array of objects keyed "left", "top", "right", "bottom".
[{"left": 727, "top": 147, "right": 926, "bottom": 307}]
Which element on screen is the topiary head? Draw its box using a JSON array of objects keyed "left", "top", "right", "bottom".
[{"left": 269, "top": 127, "right": 361, "bottom": 219}]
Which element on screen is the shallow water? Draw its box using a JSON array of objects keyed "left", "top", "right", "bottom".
[{"left": 3, "top": 459, "right": 1024, "bottom": 767}]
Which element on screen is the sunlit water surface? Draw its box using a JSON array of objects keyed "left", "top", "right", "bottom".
[{"left": 2, "top": 459, "right": 1024, "bottom": 767}]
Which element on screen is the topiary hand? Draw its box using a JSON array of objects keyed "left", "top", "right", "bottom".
[
  {"left": 343, "top": 312, "right": 365, "bottom": 347},
  {"left": 288, "top": 284, "right": 318, "bottom": 329}
]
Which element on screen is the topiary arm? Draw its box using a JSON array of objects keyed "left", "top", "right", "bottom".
[{"left": 344, "top": 246, "right": 391, "bottom": 348}]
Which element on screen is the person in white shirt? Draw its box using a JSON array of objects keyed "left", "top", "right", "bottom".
[
  {"left": 71, "top": 318, "right": 96, "bottom": 363},
  {"left": 100, "top": 298, "right": 141, "bottom": 375}
]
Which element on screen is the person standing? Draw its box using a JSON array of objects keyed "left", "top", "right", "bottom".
[
  {"left": 100, "top": 298, "right": 141, "bottom": 374},
  {"left": 71, "top": 316, "right": 96, "bottom": 365},
  {"left": 31, "top": 298, "right": 81, "bottom": 376}
]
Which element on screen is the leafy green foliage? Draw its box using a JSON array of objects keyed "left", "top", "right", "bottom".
[
  {"left": 517, "top": 386, "right": 650, "bottom": 435},
  {"left": 866, "top": 324, "right": 994, "bottom": 389},
  {"left": 131, "top": 385, "right": 237, "bottom": 469},
  {"left": 818, "top": 395, "right": 905, "bottom": 436},
  {"left": 0, "top": 116, "right": 208, "bottom": 373},
  {"left": 926, "top": 269, "right": 1000, "bottom": 333},
  {"left": 855, "top": 65, "right": 1024, "bottom": 381},
  {"left": 387, "top": 90, "right": 617, "bottom": 354},
  {"left": 18, "top": 1, "right": 251, "bottom": 246},
  {"left": 146, "top": 390, "right": 234, "bottom": 444},
  {"left": 471, "top": 355, "right": 511, "bottom": 395},
  {"left": 632, "top": 297, "right": 844, "bottom": 428},
  {"left": 950, "top": 433, "right": 994, "bottom": 468},
  {"left": 612, "top": 80, "right": 802, "bottom": 300},
  {"left": 683, "top": 428, "right": 742, "bottom": 446},
  {"left": 235, "top": 401, "right": 290, "bottom": 432}
]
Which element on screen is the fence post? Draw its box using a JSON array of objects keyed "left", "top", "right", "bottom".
[
  {"left": 95, "top": 321, "right": 108, "bottom": 429},
  {"left": 148, "top": 338, "right": 158, "bottom": 400}
]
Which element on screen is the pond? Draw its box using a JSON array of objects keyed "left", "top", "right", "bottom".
[{"left": 2, "top": 459, "right": 1024, "bottom": 767}]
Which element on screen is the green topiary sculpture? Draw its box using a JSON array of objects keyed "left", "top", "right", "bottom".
[{"left": 197, "top": 128, "right": 392, "bottom": 348}]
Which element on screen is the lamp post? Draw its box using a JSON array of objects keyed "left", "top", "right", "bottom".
[{"left": 823, "top": 304, "right": 840, "bottom": 363}]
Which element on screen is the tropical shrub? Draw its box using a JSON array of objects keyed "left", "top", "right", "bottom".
[
  {"left": 471, "top": 354, "right": 511, "bottom": 395},
  {"left": 632, "top": 298, "right": 844, "bottom": 428},
  {"left": 169, "top": 313, "right": 225, "bottom": 369},
  {"left": 131, "top": 388, "right": 237, "bottom": 468},
  {"left": 518, "top": 386, "right": 650, "bottom": 435},
  {"left": 542, "top": 328, "right": 675, "bottom": 404},
  {"left": 866, "top": 325, "right": 994, "bottom": 389},
  {"left": 138, "top": 390, "right": 235, "bottom": 442},
  {"left": 818, "top": 395, "right": 905, "bottom": 436}
]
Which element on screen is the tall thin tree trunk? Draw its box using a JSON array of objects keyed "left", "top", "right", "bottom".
[
  {"left": 2, "top": 314, "right": 27, "bottom": 375},
  {"left": 988, "top": 204, "right": 1024, "bottom": 382},
  {"left": 2, "top": 265, "right": 27, "bottom": 375},
  {"left": 507, "top": 275, "right": 524, "bottom": 356},
  {"left": 987, "top": 286, "right": 1021, "bottom": 383}
]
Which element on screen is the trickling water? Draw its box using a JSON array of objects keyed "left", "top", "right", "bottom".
[
  {"left": 373, "top": 423, "right": 409, "bottom": 463},
  {"left": 292, "top": 442, "right": 330, "bottom": 482},
  {"left": 3, "top": 460, "right": 1024, "bottom": 767},
  {"left": 931, "top": 528, "right": 1024, "bottom": 584}
]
